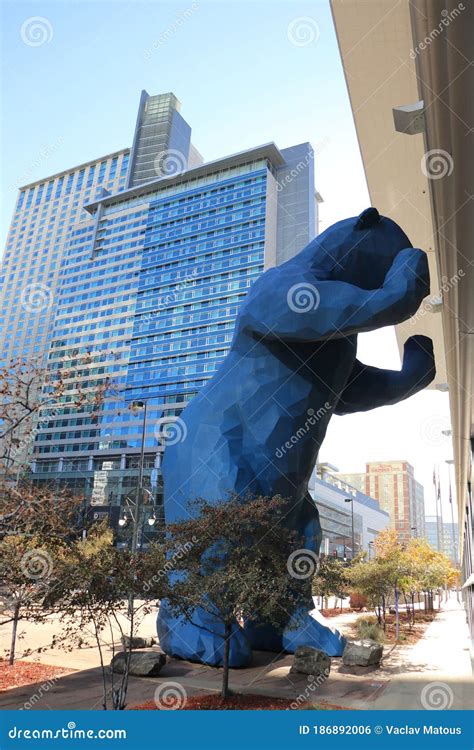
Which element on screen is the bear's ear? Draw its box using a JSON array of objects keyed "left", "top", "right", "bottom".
[{"left": 355, "top": 207, "right": 380, "bottom": 229}]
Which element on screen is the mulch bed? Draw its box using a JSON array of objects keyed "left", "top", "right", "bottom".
[
  {"left": 131, "top": 693, "right": 350, "bottom": 710},
  {"left": 349, "top": 611, "right": 437, "bottom": 645},
  {"left": 133, "top": 694, "right": 298, "bottom": 710},
  {"left": 321, "top": 608, "right": 360, "bottom": 617},
  {"left": 0, "top": 660, "right": 73, "bottom": 692}
]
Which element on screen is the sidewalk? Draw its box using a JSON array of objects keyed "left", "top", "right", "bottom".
[
  {"left": 0, "top": 598, "right": 472, "bottom": 710},
  {"left": 372, "top": 598, "right": 473, "bottom": 709}
]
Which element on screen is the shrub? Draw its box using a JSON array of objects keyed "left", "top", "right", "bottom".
[
  {"left": 349, "top": 592, "right": 368, "bottom": 610},
  {"left": 355, "top": 615, "right": 384, "bottom": 643}
]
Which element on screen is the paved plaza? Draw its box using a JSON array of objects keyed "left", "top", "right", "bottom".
[{"left": 0, "top": 596, "right": 471, "bottom": 711}]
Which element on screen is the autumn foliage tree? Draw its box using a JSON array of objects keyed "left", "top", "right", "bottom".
[
  {"left": 0, "top": 355, "right": 114, "bottom": 480},
  {"left": 345, "top": 528, "right": 459, "bottom": 639}
]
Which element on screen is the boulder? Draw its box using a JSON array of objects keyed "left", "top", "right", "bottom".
[
  {"left": 342, "top": 639, "right": 383, "bottom": 667},
  {"left": 121, "top": 635, "right": 156, "bottom": 650},
  {"left": 111, "top": 650, "right": 166, "bottom": 676},
  {"left": 289, "top": 645, "right": 331, "bottom": 680}
]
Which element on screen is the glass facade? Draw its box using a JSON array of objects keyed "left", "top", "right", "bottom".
[
  {"left": 31, "top": 158, "right": 283, "bottom": 518},
  {"left": 0, "top": 150, "right": 130, "bottom": 366}
]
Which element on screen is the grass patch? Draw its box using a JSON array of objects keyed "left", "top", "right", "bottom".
[{"left": 354, "top": 615, "right": 385, "bottom": 643}]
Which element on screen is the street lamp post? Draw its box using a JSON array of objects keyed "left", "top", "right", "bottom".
[
  {"left": 344, "top": 498, "right": 355, "bottom": 560},
  {"left": 131, "top": 400, "right": 148, "bottom": 554}
]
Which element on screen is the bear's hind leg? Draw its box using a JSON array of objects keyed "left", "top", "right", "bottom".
[{"left": 157, "top": 600, "right": 252, "bottom": 668}]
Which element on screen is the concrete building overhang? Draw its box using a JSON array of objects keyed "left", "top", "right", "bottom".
[{"left": 330, "top": 0, "right": 473, "bottom": 557}]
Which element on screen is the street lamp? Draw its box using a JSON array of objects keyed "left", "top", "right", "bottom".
[
  {"left": 118, "top": 514, "right": 128, "bottom": 528},
  {"left": 344, "top": 498, "right": 355, "bottom": 560},
  {"left": 130, "top": 400, "right": 149, "bottom": 554}
]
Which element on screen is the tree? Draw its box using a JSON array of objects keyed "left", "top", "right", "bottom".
[
  {"left": 162, "top": 495, "right": 308, "bottom": 700},
  {"left": 405, "top": 537, "right": 458, "bottom": 614},
  {"left": 346, "top": 530, "right": 459, "bottom": 638},
  {"left": 0, "top": 355, "right": 114, "bottom": 481},
  {"left": 0, "top": 533, "right": 65, "bottom": 664},
  {"left": 312, "top": 556, "right": 349, "bottom": 611},
  {"left": 0, "top": 486, "right": 82, "bottom": 663},
  {"left": 345, "top": 556, "right": 393, "bottom": 628},
  {"left": 372, "top": 529, "right": 414, "bottom": 638},
  {"left": 0, "top": 482, "right": 83, "bottom": 540},
  {"left": 51, "top": 524, "right": 165, "bottom": 710}
]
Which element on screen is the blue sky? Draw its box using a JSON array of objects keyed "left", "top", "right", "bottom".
[
  {"left": 1, "top": 0, "right": 368, "bottom": 241},
  {"left": 1, "top": 0, "right": 453, "bottom": 514}
]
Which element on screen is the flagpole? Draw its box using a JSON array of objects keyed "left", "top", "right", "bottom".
[
  {"left": 433, "top": 466, "right": 442, "bottom": 551},
  {"left": 446, "top": 462, "right": 458, "bottom": 566}
]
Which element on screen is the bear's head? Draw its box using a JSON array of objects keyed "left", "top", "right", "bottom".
[{"left": 295, "top": 208, "right": 412, "bottom": 290}]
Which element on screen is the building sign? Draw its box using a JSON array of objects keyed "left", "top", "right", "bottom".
[{"left": 90, "top": 461, "right": 115, "bottom": 505}]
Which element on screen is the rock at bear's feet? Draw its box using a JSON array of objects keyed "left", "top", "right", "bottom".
[
  {"left": 342, "top": 639, "right": 383, "bottom": 667},
  {"left": 290, "top": 645, "right": 331, "bottom": 680},
  {"left": 111, "top": 650, "right": 166, "bottom": 676}
]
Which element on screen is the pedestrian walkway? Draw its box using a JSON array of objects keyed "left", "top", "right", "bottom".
[
  {"left": 0, "top": 597, "right": 471, "bottom": 710},
  {"left": 373, "top": 599, "right": 472, "bottom": 709}
]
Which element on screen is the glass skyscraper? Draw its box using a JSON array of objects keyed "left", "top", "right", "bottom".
[{"left": 2, "top": 91, "right": 317, "bottom": 528}]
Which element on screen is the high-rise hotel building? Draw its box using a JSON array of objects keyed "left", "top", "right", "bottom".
[
  {"left": 336, "top": 461, "right": 426, "bottom": 543},
  {"left": 2, "top": 91, "right": 317, "bottom": 519},
  {"left": 0, "top": 151, "right": 130, "bottom": 364}
]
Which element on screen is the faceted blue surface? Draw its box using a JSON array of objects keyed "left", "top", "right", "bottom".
[{"left": 158, "top": 208, "right": 435, "bottom": 665}]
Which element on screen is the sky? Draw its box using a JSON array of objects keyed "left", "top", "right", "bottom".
[{"left": 0, "top": 0, "right": 455, "bottom": 519}]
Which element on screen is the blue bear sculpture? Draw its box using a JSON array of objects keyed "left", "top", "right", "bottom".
[{"left": 157, "top": 208, "right": 435, "bottom": 666}]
